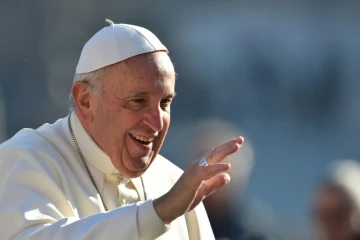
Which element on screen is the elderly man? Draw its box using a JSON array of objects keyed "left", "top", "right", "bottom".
[{"left": 0, "top": 20, "right": 243, "bottom": 240}]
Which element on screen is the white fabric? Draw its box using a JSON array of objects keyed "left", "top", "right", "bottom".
[
  {"left": 68, "top": 111, "right": 141, "bottom": 209},
  {"left": 0, "top": 113, "right": 215, "bottom": 240},
  {"left": 76, "top": 20, "right": 168, "bottom": 74}
]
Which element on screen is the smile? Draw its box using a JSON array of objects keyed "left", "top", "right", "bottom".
[{"left": 129, "top": 133, "right": 154, "bottom": 145}]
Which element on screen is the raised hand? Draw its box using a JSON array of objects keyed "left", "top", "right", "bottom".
[{"left": 153, "top": 136, "right": 244, "bottom": 224}]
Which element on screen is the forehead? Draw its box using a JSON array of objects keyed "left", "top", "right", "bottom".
[{"left": 104, "top": 52, "right": 175, "bottom": 95}]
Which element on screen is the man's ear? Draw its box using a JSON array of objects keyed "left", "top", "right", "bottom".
[{"left": 71, "top": 81, "right": 93, "bottom": 123}]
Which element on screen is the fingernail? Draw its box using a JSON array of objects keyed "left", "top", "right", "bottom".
[
  {"left": 233, "top": 136, "right": 244, "bottom": 143},
  {"left": 224, "top": 174, "right": 231, "bottom": 183}
]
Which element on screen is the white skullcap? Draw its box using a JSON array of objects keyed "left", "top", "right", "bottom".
[{"left": 76, "top": 19, "right": 168, "bottom": 74}]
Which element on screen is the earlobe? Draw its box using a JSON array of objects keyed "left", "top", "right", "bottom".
[{"left": 72, "top": 82, "right": 93, "bottom": 122}]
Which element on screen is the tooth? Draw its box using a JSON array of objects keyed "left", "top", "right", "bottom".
[{"left": 130, "top": 134, "right": 154, "bottom": 142}]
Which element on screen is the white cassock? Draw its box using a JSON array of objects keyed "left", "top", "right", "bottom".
[{"left": 0, "top": 112, "right": 214, "bottom": 240}]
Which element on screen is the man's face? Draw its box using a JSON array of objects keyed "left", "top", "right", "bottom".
[
  {"left": 313, "top": 187, "right": 353, "bottom": 240},
  {"left": 87, "top": 51, "right": 175, "bottom": 178}
]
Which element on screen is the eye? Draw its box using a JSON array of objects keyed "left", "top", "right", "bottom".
[
  {"left": 126, "top": 98, "right": 147, "bottom": 109},
  {"left": 160, "top": 98, "right": 172, "bottom": 109},
  {"left": 132, "top": 98, "right": 146, "bottom": 104}
]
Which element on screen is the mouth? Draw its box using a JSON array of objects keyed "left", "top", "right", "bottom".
[{"left": 129, "top": 133, "right": 154, "bottom": 145}]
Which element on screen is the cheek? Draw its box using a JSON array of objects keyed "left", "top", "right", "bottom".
[
  {"left": 93, "top": 104, "right": 119, "bottom": 139},
  {"left": 105, "top": 109, "right": 143, "bottom": 139},
  {"left": 163, "top": 114, "right": 171, "bottom": 130},
  {"left": 158, "top": 115, "right": 170, "bottom": 141}
]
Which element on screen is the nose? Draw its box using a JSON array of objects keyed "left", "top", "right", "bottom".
[{"left": 142, "top": 105, "right": 164, "bottom": 132}]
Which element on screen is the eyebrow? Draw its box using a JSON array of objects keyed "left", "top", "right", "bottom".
[{"left": 132, "top": 92, "right": 177, "bottom": 98}]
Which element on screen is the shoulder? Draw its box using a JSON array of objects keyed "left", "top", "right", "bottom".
[
  {"left": 0, "top": 128, "right": 52, "bottom": 157},
  {"left": 142, "top": 154, "right": 184, "bottom": 197},
  {"left": 0, "top": 118, "right": 69, "bottom": 175},
  {"left": 154, "top": 154, "right": 184, "bottom": 174},
  {"left": 146, "top": 154, "right": 184, "bottom": 182}
]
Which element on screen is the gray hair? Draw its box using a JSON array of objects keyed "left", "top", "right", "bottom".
[{"left": 68, "top": 67, "right": 107, "bottom": 112}]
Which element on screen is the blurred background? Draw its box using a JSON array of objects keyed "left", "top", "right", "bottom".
[{"left": 1, "top": 0, "right": 360, "bottom": 239}]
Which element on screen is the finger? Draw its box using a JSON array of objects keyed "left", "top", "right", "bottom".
[
  {"left": 204, "top": 137, "right": 244, "bottom": 164},
  {"left": 200, "top": 136, "right": 244, "bottom": 159},
  {"left": 217, "top": 136, "right": 244, "bottom": 153},
  {"left": 175, "top": 162, "right": 228, "bottom": 194},
  {"left": 184, "top": 162, "right": 231, "bottom": 189},
  {"left": 188, "top": 173, "right": 231, "bottom": 212},
  {"left": 206, "top": 137, "right": 243, "bottom": 165},
  {"left": 201, "top": 173, "right": 231, "bottom": 199},
  {"left": 199, "top": 163, "right": 231, "bottom": 180}
]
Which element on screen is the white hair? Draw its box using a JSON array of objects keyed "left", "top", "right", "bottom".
[{"left": 68, "top": 67, "right": 107, "bottom": 112}]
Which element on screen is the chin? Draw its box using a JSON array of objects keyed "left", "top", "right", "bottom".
[
  {"left": 133, "top": 158, "right": 149, "bottom": 170},
  {"left": 113, "top": 151, "right": 158, "bottom": 178},
  {"left": 133, "top": 151, "right": 158, "bottom": 168},
  {"left": 117, "top": 158, "right": 148, "bottom": 177}
]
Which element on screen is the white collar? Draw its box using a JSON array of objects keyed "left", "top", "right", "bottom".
[
  {"left": 66, "top": 111, "right": 124, "bottom": 177},
  {"left": 61, "top": 111, "right": 150, "bottom": 200}
]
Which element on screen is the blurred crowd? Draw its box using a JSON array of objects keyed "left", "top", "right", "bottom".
[
  {"left": 1, "top": 0, "right": 360, "bottom": 239},
  {"left": 188, "top": 119, "right": 360, "bottom": 240}
]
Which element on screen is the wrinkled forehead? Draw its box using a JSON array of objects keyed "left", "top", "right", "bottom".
[
  {"left": 118, "top": 51, "right": 174, "bottom": 75},
  {"left": 104, "top": 52, "right": 175, "bottom": 95}
]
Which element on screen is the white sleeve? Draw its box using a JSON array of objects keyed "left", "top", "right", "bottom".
[
  {"left": 137, "top": 200, "right": 171, "bottom": 240},
  {"left": 185, "top": 202, "right": 215, "bottom": 240},
  {"left": 0, "top": 155, "right": 169, "bottom": 240},
  {"left": 12, "top": 202, "right": 168, "bottom": 240},
  {"left": 13, "top": 205, "right": 139, "bottom": 240}
]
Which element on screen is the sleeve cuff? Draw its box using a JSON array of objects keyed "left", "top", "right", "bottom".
[{"left": 137, "top": 200, "right": 171, "bottom": 240}]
